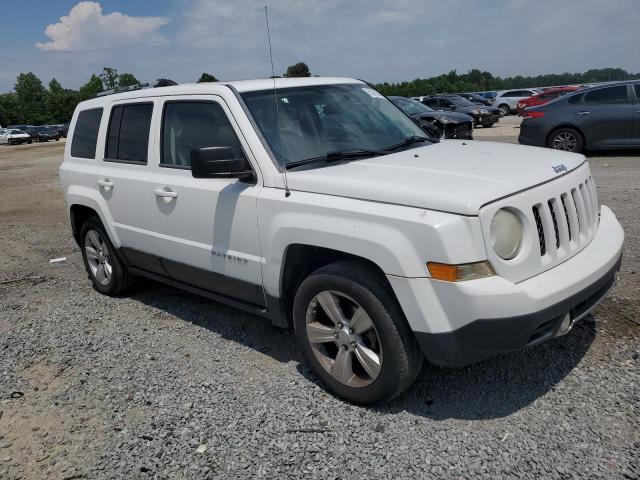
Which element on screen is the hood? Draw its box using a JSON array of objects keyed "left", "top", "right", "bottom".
[
  {"left": 286, "top": 141, "right": 585, "bottom": 215},
  {"left": 413, "top": 111, "right": 473, "bottom": 123}
]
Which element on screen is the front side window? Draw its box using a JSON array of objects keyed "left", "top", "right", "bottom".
[
  {"left": 71, "top": 108, "right": 103, "bottom": 159},
  {"left": 105, "top": 103, "right": 153, "bottom": 163},
  {"left": 241, "top": 84, "right": 426, "bottom": 166},
  {"left": 161, "top": 101, "right": 244, "bottom": 168},
  {"left": 633, "top": 84, "right": 640, "bottom": 100},
  {"left": 584, "top": 86, "right": 629, "bottom": 105}
]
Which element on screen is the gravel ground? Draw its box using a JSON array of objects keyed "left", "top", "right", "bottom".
[{"left": 0, "top": 128, "right": 638, "bottom": 479}]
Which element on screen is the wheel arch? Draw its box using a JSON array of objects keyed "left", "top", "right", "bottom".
[
  {"left": 66, "top": 186, "right": 119, "bottom": 247},
  {"left": 273, "top": 244, "right": 398, "bottom": 328},
  {"left": 546, "top": 124, "right": 586, "bottom": 148}
]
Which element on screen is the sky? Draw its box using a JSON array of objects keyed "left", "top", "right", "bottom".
[{"left": 0, "top": 0, "right": 639, "bottom": 92}]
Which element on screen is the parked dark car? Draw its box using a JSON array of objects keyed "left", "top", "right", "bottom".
[
  {"left": 52, "top": 123, "right": 70, "bottom": 138},
  {"left": 519, "top": 81, "right": 640, "bottom": 153},
  {"left": 416, "top": 95, "right": 501, "bottom": 127},
  {"left": 26, "top": 126, "right": 60, "bottom": 142},
  {"left": 389, "top": 96, "right": 474, "bottom": 139},
  {"left": 7, "top": 124, "right": 31, "bottom": 131},
  {"left": 457, "top": 92, "right": 494, "bottom": 106}
]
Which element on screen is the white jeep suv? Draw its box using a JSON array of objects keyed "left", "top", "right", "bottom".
[{"left": 60, "top": 77, "right": 624, "bottom": 404}]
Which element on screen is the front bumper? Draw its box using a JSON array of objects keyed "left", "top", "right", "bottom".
[{"left": 388, "top": 206, "right": 624, "bottom": 367}]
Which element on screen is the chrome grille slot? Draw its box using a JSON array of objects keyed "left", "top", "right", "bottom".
[
  {"left": 579, "top": 183, "right": 593, "bottom": 229},
  {"left": 548, "top": 200, "right": 560, "bottom": 249},
  {"left": 532, "top": 206, "right": 545, "bottom": 256},
  {"left": 561, "top": 194, "right": 572, "bottom": 241},
  {"left": 572, "top": 187, "right": 587, "bottom": 236}
]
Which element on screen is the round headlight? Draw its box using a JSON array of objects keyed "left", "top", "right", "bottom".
[{"left": 490, "top": 209, "right": 523, "bottom": 260}]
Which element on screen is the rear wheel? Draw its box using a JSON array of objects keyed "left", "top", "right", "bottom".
[
  {"left": 293, "top": 261, "right": 423, "bottom": 404},
  {"left": 80, "top": 217, "right": 132, "bottom": 295},
  {"left": 547, "top": 128, "right": 584, "bottom": 153},
  {"left": 498, "top": 104, "right": 510, "bottom": 116}
]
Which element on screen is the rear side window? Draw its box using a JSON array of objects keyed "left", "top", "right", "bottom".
[
  {"left": 584, "top": 86, "right": 628, "bottom": 105},
  {"left": 161, "top": 101, "right": 243, "bottom": 168},
  {"left": 634, "top": 84, "right": 640, "bottom": 100},
  {"left": 105, "top": 103, "right": 153, "bottom": 164},
  {"left": 71, "top": 108, "right": 103, "bottom": 159}
]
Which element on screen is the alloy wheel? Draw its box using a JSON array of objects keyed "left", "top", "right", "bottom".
[
  {"left": 305, "top": 290, "right": 382, "bottom": 388},
  {"left": 84, "top": 230, "right": 112, "bottom": 286},
  {"left": 552, "top": 132, "right": 577, "bottom": 151}
]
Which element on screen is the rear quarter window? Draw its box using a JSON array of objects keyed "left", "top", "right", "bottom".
[{"left": 71, "top": 108, "right": 103, "bottom": 159}]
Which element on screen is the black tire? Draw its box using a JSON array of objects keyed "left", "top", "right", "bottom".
[
  {"left": 79, "top": 217, "right": 132, "bottom": 296},
  {"left": 482, "top": 122, "right": 494, "bottom": 128},
  {"left": 293, "top": 260, "right": 423, "bottom": 405},
  {"left": 547, "top": 127, "right": 584, "bottom": 153},
  {"left": 27, "top": 139, "right": 32, "bottom": 144},
  {"left": 498, "top": 104, "right": 510, "bottom": 116}
]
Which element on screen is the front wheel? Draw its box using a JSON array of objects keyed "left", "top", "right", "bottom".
[
  {"left": 293, "top": 261, "right": 423, "bottom": 404},
  {"left": 547, "top": 128, "right": 584, "bottom": 153},
  {"left": 498, "top": 104, "right": 510, "bottom": 116}
]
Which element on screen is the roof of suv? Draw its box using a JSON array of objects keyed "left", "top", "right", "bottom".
[{"left": 78, "top": 77, "right": 364, "bottom": 107}]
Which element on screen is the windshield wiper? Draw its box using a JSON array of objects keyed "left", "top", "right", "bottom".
[
  {"left": 383, "top": 135, "right": 432, "bottom": 152},
  {"left": 286, "top": 149, "right": 385, "bottom": 170}
]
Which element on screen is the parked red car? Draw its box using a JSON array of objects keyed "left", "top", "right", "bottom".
[{"left": 516, "top": 85, "right": 582, "bottom": 116}]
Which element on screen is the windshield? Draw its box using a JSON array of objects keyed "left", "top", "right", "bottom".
[
  {"left": 9, "top": 129, "right": 24, "bottom": 134},
  {"left": 241, "top": 83, "right": 428, "bottom": 166},
  {"left": 448, "top": 96, "right": 477, "bottom": 107},
  {"left": 390, "top": 97, "right": 434, "bottom": 115}
]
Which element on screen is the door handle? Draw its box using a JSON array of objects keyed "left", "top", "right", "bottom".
[
  {"left": 576, "top": 111, "right": 590, "bottom": 116},
  {"left": 154, "top": 188, "right": 178, "bottom": 199},
  {"left": 97, "top": 179, "right": 114, "bottom": 189}
]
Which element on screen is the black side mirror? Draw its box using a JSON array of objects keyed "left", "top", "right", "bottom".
[{"left": 191, "top": 146, "right": 254, "bottom": 181}]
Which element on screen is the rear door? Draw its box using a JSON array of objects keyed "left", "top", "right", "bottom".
[
  {"left": 98, "top": 100, "right": 163, "bottom": 273},
  {"left": 577, "top": 85, "right": 634, "bottom": 147},
  {"left": 148, "top": 96, "right": 265, "bottom": 307}
]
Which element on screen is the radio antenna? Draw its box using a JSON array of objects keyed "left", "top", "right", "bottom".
[{"left": 264, "top": 5, "right": 290, "bottom": 197}]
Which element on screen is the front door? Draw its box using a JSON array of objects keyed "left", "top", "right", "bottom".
[{"left": 149, "top": 96, "right": 265, "bottom": 307}]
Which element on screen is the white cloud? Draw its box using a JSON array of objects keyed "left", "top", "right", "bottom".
[{"left": 36, "top": 1, "right": 168, "bottom": 52}]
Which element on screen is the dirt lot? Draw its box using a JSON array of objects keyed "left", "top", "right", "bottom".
[{"left": 0, "top": 126, "right": 638, "bottom": 479}]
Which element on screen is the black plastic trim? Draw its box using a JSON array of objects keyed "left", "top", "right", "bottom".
[
  {"left": 414, "top": 254, "right": 622, "bottom": 368},
  {"left": 119, "top": 247, "right": 266, "bottom": 308}
]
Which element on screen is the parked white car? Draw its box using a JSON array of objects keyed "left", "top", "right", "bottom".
[
  {"left": 0, "top": 128, "right": 32, "bottom": 145},
  {"left": 494, "top": 89, "right": 539, "bottom": 115},
  {"left": 60, "top": 77, "right": 624, "bottom": 404}
]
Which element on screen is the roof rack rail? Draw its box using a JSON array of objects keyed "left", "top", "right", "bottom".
[{"left": 96, "top": 83, "right": 151, "bottom": 97}]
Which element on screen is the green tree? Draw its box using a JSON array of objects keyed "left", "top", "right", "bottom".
[
  {"left": 0, "top": 93, "right": 20, "bottom": 126},
  {"left": 118, "top": 73, "right": 140, "bottom": 87},
  {"left": 284, "top": 62, "right": 311, "bottom": 78},
  {"left": 99, "top": 67, "right": 119, "bottom": 90},
  {"left": 197, "top": 73, "right": 218, "bottom": 82},
  {"left": 14, "top": 73, "right": 49, "bottom": 124},
  {"left": 78, "top": 74, "right": 103, "bottom": 101},
  {"left": 48, "top": 79, "right": 78, "bottom": 123}
]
